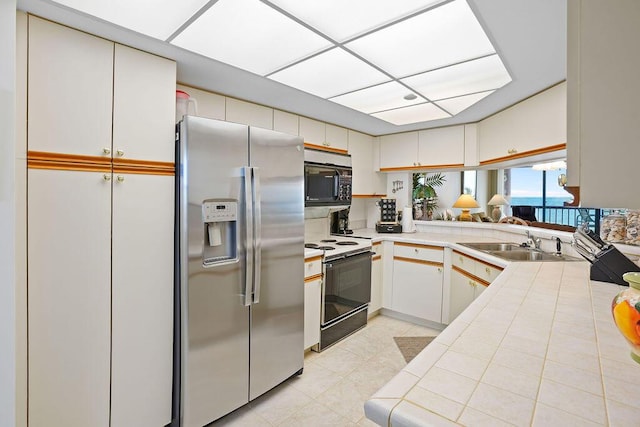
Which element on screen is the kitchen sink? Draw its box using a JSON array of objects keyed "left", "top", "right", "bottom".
[
  {"left": 459, "top": 242, "right": 525, "bottom": 252},
  {"left": 459, "top": 242, "right": 581, "bottom": 262}
]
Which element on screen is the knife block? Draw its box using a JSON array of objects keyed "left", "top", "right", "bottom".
[{"left": 589, "top": 246, "right": 640, "bottom": 285}]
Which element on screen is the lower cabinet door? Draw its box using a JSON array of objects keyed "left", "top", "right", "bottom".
[
  {"left": 369, "top": 257, "right": 383, "bottom": 315},
  {"left": 28, "top": 169, "right": 112, "bottom": 427},
  {"left": 391, "top": 259, "right": 443, "bottom": 323},
  {"left": 304, "top": 278, "right": 322, "bottom": 349},
  {"left": 449, "top": 269, "right": 476, "bottom": 322},
  {"left": 111, "top": 173, "right": 174, "bottom": 427}
]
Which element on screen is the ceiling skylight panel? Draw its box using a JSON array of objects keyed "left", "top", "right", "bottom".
[
  {"left": 345, "top": 0, "right": 495, "bottom": 78},
  {"left": 268, "top": 48, "right": 390, "bottom": 98},
  {"left": 329, "top": 82, "right": 424, "bottom": 114},
  {"left": 51, "top": 0, "right": 210, "bottom": 40},
  {"left": 434, "top": 90, "right": 494, "bottom": 115},
  {"left": 267, "top": 0, "right": 445, "bottom": 42},
  {"left": 372, "top": 103, "right": 450, "bottom": 126},
  {"left": 401, "top": 55, "right": 511, "bottom": 101},
  {"left": 171, "top": 0, "right": 331, "bottom": 76}
]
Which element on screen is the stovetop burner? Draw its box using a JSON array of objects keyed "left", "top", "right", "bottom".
[
  {"left": 336, "top": 241, "right": 358, "bottom": 246},
  {"left": 304, "top": 243, "right": 319, "bottom": 249},
  {"left": 320, "top": 239, "right": 337, "bottom": 243},
  {"left": 317, "top": 246, "right": 335, "bottom": 251}
]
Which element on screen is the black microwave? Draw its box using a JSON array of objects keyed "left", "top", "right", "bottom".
[{"left": 304, "top": 150, "right": 352, "bottom": 207}]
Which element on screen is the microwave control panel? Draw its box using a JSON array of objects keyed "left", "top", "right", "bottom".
[{"left": 337, "top": 174, "right": 352, "bottom": 201}]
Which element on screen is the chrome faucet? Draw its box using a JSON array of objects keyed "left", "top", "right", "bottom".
[{"left": 524, "top": 231, "right": 542, "bottom": 250}]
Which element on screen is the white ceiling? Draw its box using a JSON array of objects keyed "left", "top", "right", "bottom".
[{"left": 16, "top": 0, "right": 567, "bottom": 136}]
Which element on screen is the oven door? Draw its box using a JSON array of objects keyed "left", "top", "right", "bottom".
[{"left": 322, "top": 251, "right": 372, "bottom": 325}]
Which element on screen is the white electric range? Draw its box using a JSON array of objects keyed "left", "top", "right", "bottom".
[
  {"left": 304, "top": 235, "right": 372, "bottom": 262},
  {"left": 304, "top": 235, "right": 373, "bottom": 351}
]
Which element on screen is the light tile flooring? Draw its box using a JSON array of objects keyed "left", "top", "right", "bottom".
[{"left": 213, "top": 315, "right": 441, "bottom": 426}]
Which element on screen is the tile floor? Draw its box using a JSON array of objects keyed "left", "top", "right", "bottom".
[{"left": 213, "top": 315, "right": 441, "bottom": 426}]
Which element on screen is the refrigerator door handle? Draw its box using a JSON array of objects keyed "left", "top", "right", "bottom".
[
  {"left": 252, "top": 167, "right": 262, "bottom": 304},
  {"left": 243, "top": 166, "right": 254, "bottom": 307}
]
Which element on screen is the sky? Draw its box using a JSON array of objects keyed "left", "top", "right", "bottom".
[{"left": 509, "top": 167, "right": 572, "bottom": 198}]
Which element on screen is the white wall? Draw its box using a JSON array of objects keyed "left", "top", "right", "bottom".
[{"left": 0, "top": 2, "right": 17, "bottom": 426}]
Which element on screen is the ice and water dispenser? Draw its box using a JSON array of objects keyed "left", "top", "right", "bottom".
[{"left": 202, "top": 199, "right": 238, "bottom": 266}]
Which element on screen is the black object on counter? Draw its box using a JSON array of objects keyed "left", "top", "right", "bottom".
[
  {"left": 376, "top": 223, "right": 402, "bottom": 233},
  {"left": 589, "top": 247, "right": 640, "bottom": 285}
]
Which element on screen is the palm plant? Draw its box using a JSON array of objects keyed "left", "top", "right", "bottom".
[{"left": 412, "top": 172, "right": 446, "bottom": 219}]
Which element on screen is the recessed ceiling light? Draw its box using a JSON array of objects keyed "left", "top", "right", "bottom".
[
  {"left": 372, "top": 103, "right": 451, "bottom": 125},
  {"left": 404, "top": 93, "right": 418, "bottom": 101},
  {"left": 329, "top": 82, "right": 423, "bottom": 113},
  {"left": 267, "top": 0, "right": 445, "bottom": 42},
  {"left": 268, "top": 48, "right": 389, "bottom": 98},
  {"left": 171, "top": 0, "right": 331, "bottom": 75},
  {"left": 50, "top": 0, "right": 210, "bottom": 40},
  {"left": 345, "top": 0, "right": 496, "bottom": 78}
]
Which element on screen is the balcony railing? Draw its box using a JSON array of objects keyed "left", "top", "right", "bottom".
[{"left": 512, "top": 206, "right": 615, "bottom": 234}]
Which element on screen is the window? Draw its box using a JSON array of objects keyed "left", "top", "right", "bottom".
[{"left": 461, "top": 170, "right": 476, "bottom": 198}]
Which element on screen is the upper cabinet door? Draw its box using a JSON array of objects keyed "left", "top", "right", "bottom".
[
  {"left": 113, "top": 44, "right": 176, "bottom": 163},
  {"left": 325, "top": 124, "right": 348, "bottom": 152},
  {"left": 28, "top": 16, "right": 114, "bottom": 157},
  {"left": 417, "top": 126, "right": 465, "bottom": 168},
  {"left": 348, "top": 130, "right": 385, "bottom": 196},
  {"left": 379, "top": 132, "right": 418, "bottom": 170}
]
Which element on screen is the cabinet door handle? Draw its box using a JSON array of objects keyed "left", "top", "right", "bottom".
[
  {"left": 468, "top": 280, "right": 476, "bottom": 287},
  {"left": 102, "top": 147, "right": 111, "bottom": 155},
  {"left": 485, "top": 267, "right": 491, "bottom": 274},
  {"left": 116, "top": 175, "right": 125, "bottom": 183},
  {"left": 437, "top": 267, "right": 442, "bottom": 273},
  {"left": 459, "top": 256, "right": 464, "bottom": 263},
  {"left": 414, "top": 248, "right": 419, "bottom": 253},
  {"left": 103, "top": 174, "right": 111, "bottom": 182},
  {"left": 116, "top": 149, "right": 125, "bottom": 157}
]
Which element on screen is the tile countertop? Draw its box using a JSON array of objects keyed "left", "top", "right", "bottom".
[{"left": 362, "top": 230, "right": 640, "bottom": 426}]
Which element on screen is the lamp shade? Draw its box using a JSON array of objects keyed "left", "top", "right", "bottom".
[
  {"left": 452, "top": 194, "right": 480, "bottom": 209},
  {"left": 488, "top": 194, "right": 508, "bottom": 206}
]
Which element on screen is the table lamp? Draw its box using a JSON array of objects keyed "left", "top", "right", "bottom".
[
  {"left": 488, "top": 194, "right": 509, "bottom": 222},
  {"left": 453, "top": 194, "right": 479, "bottom": 221}
]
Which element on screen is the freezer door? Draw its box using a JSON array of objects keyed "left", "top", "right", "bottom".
[
  {"left": 248, "top": 127, "right": 305, "bottom": 400},
  {"left": 178, "top": 116, "right": 251, "bottom": 427}
]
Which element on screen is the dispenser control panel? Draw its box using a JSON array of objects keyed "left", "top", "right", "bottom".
[{"left": 203, "top": 201, "right": 237, "bottom": 222}]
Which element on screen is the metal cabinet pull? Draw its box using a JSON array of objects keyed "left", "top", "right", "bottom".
[
  {"left": 103, "top": 148, "right": 111, "bottom": 155},
  {"left": 116, "top": 149, "right": 125, "bottom": 157},
  {"left": 103, "top": 174, "right": 111, "bottom": 182},
  {"left": 116, "top": 175, "right": 125, "bottom": 183}
]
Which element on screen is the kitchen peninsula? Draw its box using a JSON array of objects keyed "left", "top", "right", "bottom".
[{"left": 355, "top": 223, "right": 640, "bottom": 426}]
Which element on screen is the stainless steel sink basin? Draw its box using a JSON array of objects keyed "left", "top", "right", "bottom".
[
  {"left": 459, "top": 242, "right": 526, "bottom": 252},
  {"left": 458, "top": 242, "right": 581, "bottom": 262},
  {"left": 491, "top": 250, "right": 574, "bottom": 262}
]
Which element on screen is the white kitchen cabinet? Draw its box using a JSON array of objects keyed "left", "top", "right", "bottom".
[
  {"left": 27, "top": 17, "right": 175, "bottom": 427},
  {"left": 448, "top": 250, "right": 502, "bottom": 323},
  {"left": 379, "top": 132, "right": 418, "bottom": 171},
  {"left": 28, "top": 169, "right": 112, "bottom": 427},
  {"left": 379, "top": 126, "right": 465, "bottom": 171},
  {"left": 226, "top": 97, "right": 273, "bottom": 129},
  {"left": 28, "top": 16, "right": 114, "bottom": 158},
  {"left": 567, "top": 0, "right": 640, "bottom": 208},
  {"left": 325, "top": 124, "right": 349, "bottom": 152},
  {"left": 304, "top": 256, "right": 322, "bottom": 349},
  {"left": 478, "top": 83, "right": 566, "bottom": 165},
  {"left": 391, "top": 243, "right": 444, "bottom": 323},
  {"left": 417, "top": 126, "right": 465, "bottom": 168},
  {"left": 300, "top": 117, "right": 349, "bottom": 153},
  {"left": 113, "top": 44, "right": 176, "bottom": 163},
  {"left": 274, "top": 110, "right": 299, "bottom": 136},
  {"left": 111, "top": 174, "right": 174, "bottom": 427},
  {"left": 348, "top": 130, "right": 386, "bottom": 197},
  {"left": 464, "top": 124, "right": 479, "bottom": 167},
  {"left": 369, "top": 242, "right": 384, "bottom": 316},
  {"left": 449, "top": 268, "right": 486, "bottom": 321}
]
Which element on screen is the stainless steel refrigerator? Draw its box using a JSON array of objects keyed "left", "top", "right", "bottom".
[{"left": 175, "top": 116, "right": 304, "bottom": 426}]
